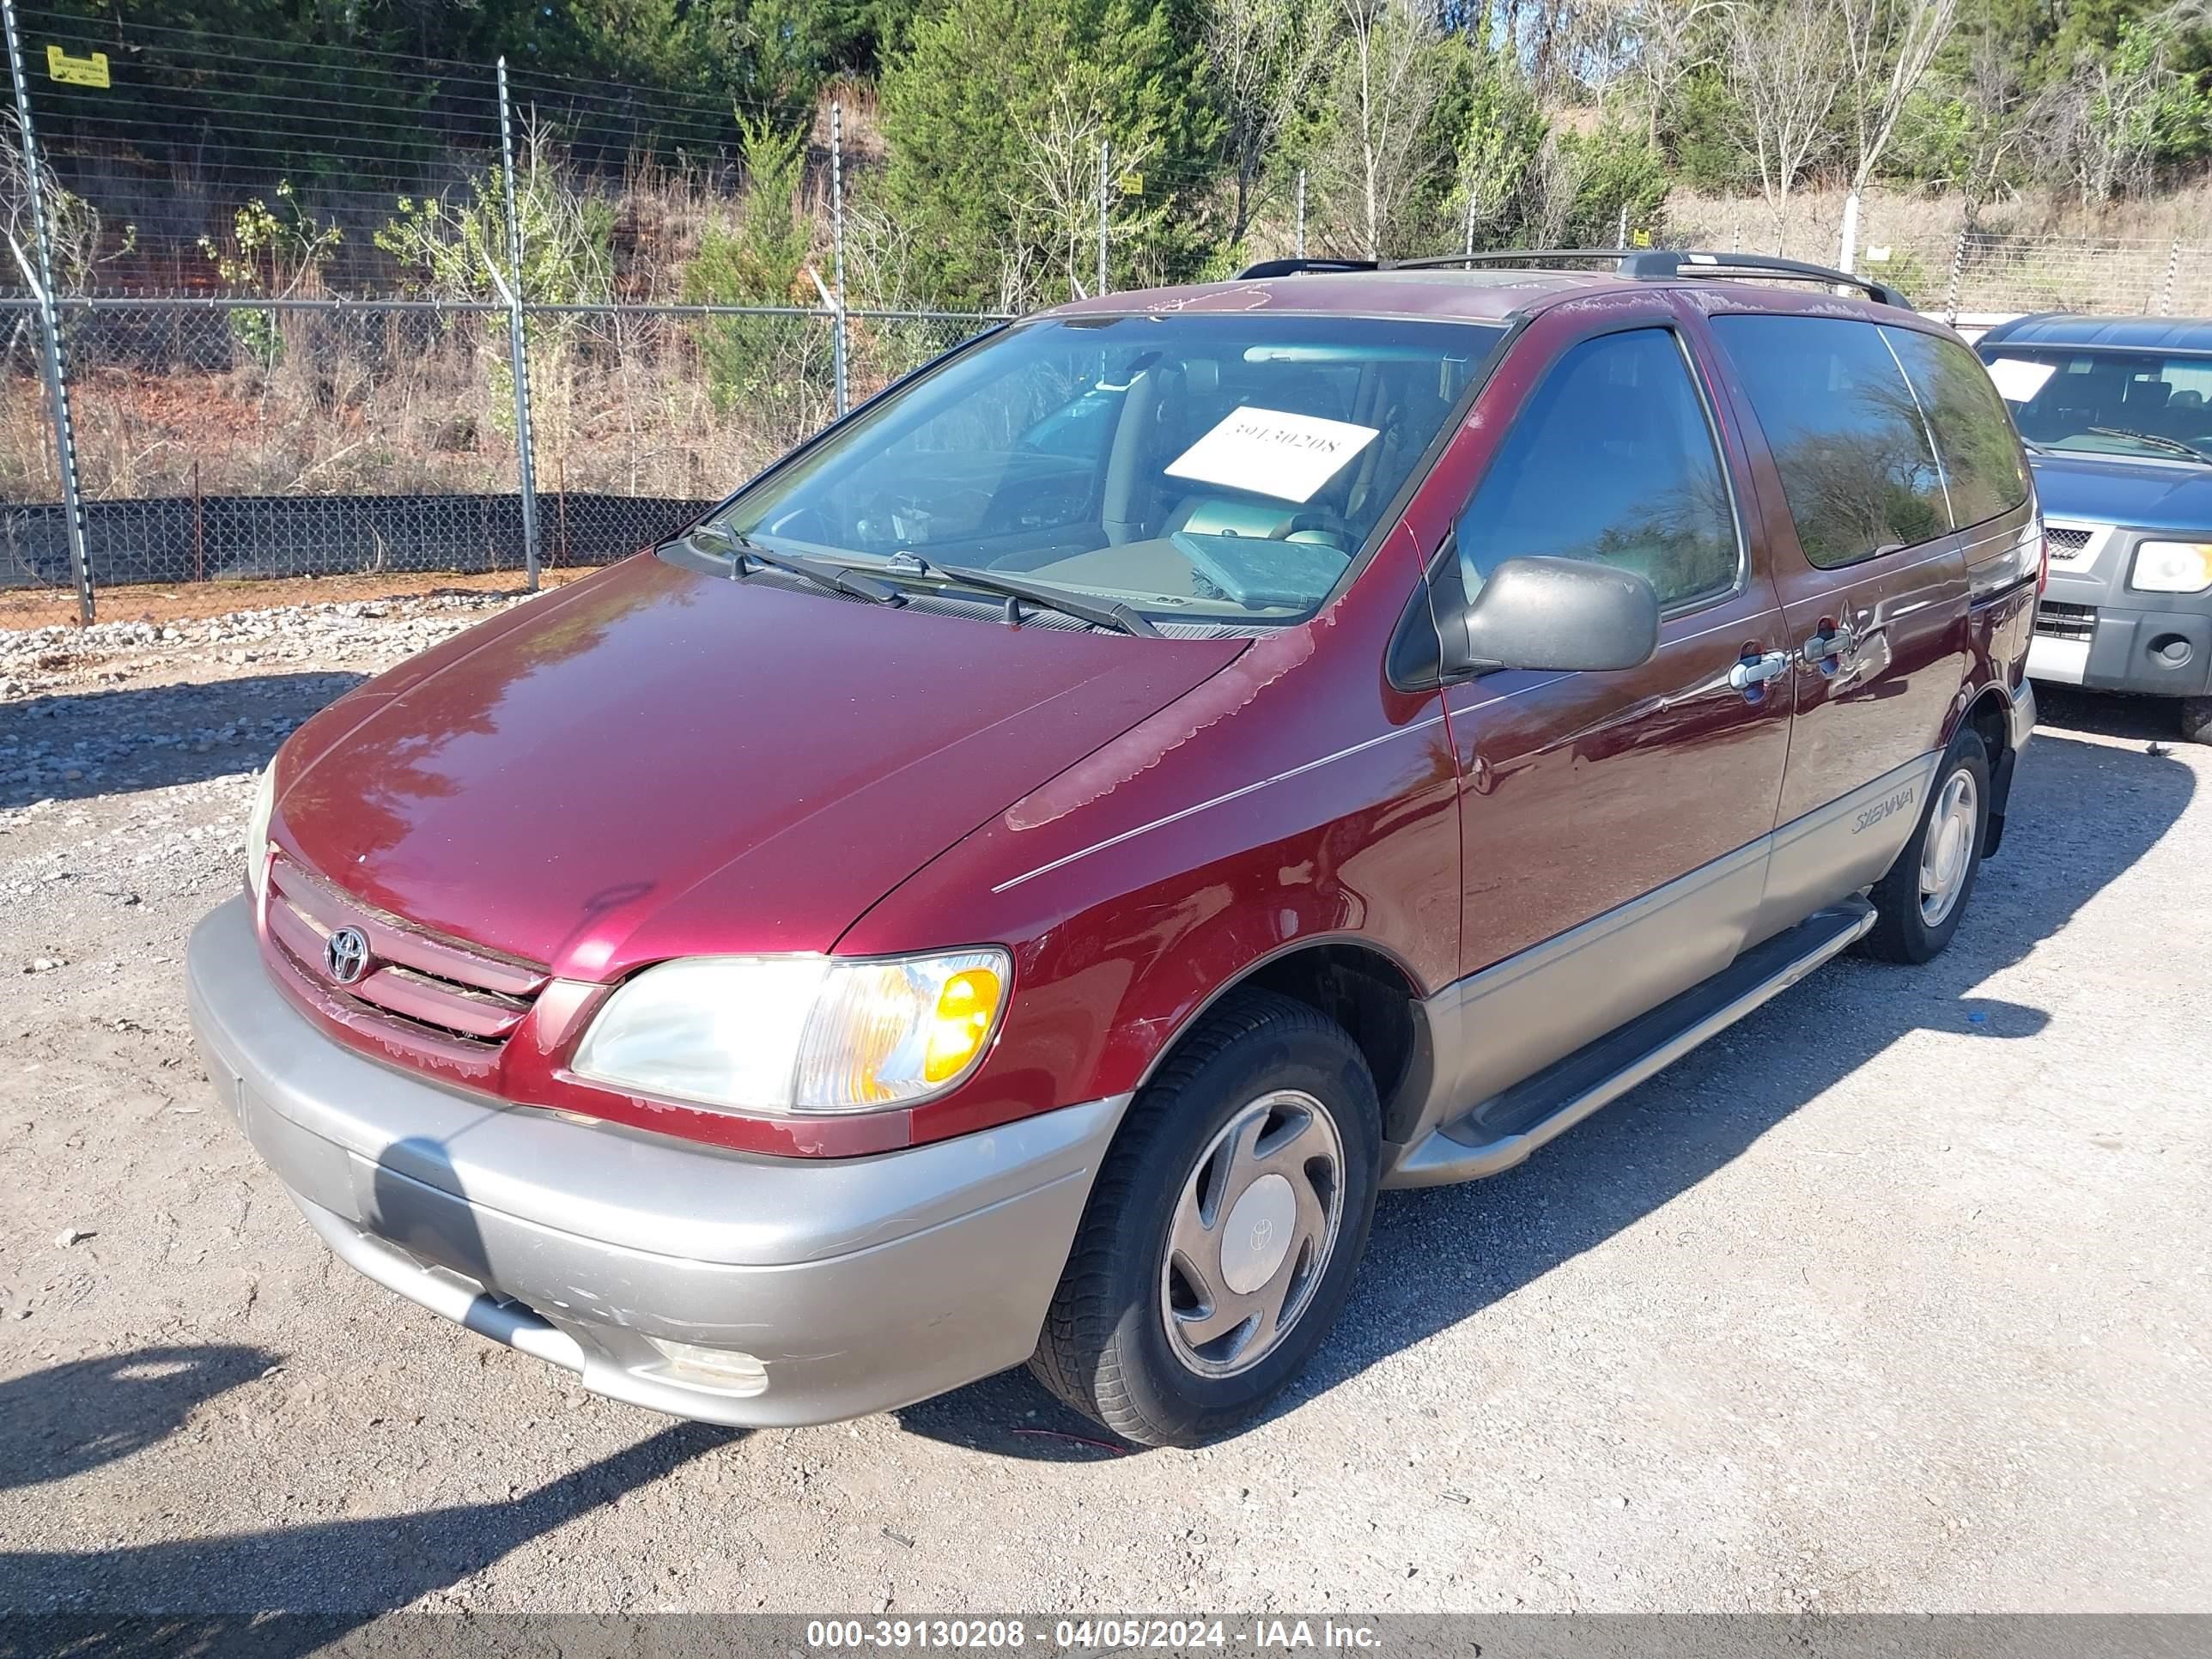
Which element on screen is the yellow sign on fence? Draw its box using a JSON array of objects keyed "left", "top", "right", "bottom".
[{"left": 46, "top": 45, "right": 110, "bottom": 88}]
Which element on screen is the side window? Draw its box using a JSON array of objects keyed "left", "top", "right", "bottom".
[
  {"left": 1456, "top": 328, "right": 1739, "bottom": 610},
  {"left": 1883, "top": 328, "right": 2031, "bottom": 529},
  {"left": 1711, "top": 314, "right": 1949, "bottom": 568}
]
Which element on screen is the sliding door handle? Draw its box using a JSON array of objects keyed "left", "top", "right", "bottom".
[
  {"left": 1729, "top": 650, "right": 1791, "bottom": 690},
  {"left": 1800, "top": 623, "right": 1856, "bottom": 665}
]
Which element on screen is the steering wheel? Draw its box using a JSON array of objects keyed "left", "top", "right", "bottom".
[{"left": 855, "top": 485, "right": 994, "bottom": 547}]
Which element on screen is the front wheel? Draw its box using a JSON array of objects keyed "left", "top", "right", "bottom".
[
  {"left": 1862, "top": 729, "right": 1990, "bottom": 964},
  {"left": 1029, "top": 989, "right": 1381, "bottom": 1448}
]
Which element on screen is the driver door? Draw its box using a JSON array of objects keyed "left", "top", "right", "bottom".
[{"left": 1431, "top": 306, "right": 1796, "bottom": 1117}]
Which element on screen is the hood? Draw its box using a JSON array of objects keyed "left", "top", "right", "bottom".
[
  {"left": 273, "top": 553, "right": 1243, "bottom": 980},
  {"left": 2029, "top": 450, "right": 2212, "bottom": 534}
]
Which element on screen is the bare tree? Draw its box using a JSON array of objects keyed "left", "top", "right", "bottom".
[
  {"left": 1314, "top": 0, "right": 1453, "bottom": 258},
  {"left": 1620, "top": 0, "right": 1737, "bottom": 148},
  {"left": 1950, "top": 22, "right": 2033, "bottom": 211},
  {"left": 2033, "top": 11, "right": 2201, "bottom": 204},
  {"left": 1833, "top": 0, "right": 1960, "bottom": 266},
  {"left": 1725, "top": 0, "right": 1844, "bottom": 253},
  {"left": 1208, "top": 0, "right": 1332, "bottom": 244},
  {"left": 1523, "top": 127, "right": 1595, "bottom": 247}
]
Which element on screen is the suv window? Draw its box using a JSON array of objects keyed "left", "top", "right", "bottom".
[
  {"left": 1456, "top": 328, "right": 1739, "bottom": 610},
  {"left": 1711, "top": 314, "right": 1949, "bottom": 568},
  {"left": 1883, "top": 328, "right": 2031, "bottom": 528},
  {"left": 1976, "top": 343, "right": 2212, "bottom": 466}
]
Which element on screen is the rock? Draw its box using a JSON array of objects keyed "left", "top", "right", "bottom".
[{"left": 55, "top": 1227, "right": 94, "bottom": 1247}]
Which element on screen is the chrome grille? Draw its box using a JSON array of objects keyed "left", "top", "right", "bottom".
[
  {"left": 2045, "top": 526, "right": 2094, "bottom": 552},
  {"left": 264, "top": 854, "right": 546, "bottom": 1055},
  {"left": 2035, "top": 601, "right": 2098, "bottom": 641}
]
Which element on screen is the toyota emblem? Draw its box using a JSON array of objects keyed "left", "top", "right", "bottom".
[{"left": 325, "top": 927, "right": 371, "bottom": 986}]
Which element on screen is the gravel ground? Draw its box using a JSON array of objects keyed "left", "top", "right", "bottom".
[{"left": 1, "top": 590, "right": 2208, "bottom": 1619}]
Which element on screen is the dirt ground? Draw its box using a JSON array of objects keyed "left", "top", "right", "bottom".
[
  {"left": 1, "top": 598, "right": 2208, "bottom": 1620},
  {"left": 0, "top": 568, "right": 595, "bottom": 632}
]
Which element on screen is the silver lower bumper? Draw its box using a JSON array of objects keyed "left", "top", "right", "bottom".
[
  {"left": 2009, "top": 672, "right": 2039, "bottom": 748},
  {"left": 185, "top": 895, "right": 1127, "bottom": 1427}
]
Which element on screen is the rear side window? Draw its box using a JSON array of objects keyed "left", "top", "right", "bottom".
[
  {"left": 1456, "top": 328, "right": 1739, "bottom": 610},
  {"left": 1711, "top": 314, "right": 1949, "bottom": 568},
  {"left": 1882, "top": 328, "right": 2030, "bottom": 528}
]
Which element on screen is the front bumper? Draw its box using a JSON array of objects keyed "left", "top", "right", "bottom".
[
  {"left": 2027, "top": 602, "right": 2212, "bottom": 696},
  {"left": 2031, "top": 521, "right": 2212, "bottom": 698},
  {"left": 186, "top": 895, "right": 1127, "bottom": 1427}
]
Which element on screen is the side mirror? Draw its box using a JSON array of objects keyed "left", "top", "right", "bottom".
[{"left": 1442, "top": 555, "right": 1662, "bottom": 677}]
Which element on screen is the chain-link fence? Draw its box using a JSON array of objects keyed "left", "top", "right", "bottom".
[
  {"left": 0, "top": 294, "right": 989, "bottom": 596},
  {"left": 0, "top": 0, "right": 1009, "bottom": 619}
]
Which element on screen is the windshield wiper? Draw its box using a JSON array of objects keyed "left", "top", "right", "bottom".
[
  {"left": 929, "top": 561, "right": 1161, "bottom": 637},
  {"left": 2084, "top": 425, "right": 2212, "bottom": 465},
  {"left": 690, "top": 523, "right": 904, "bottom": 605}
]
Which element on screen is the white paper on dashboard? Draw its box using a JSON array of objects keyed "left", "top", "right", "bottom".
[
  {"left": 1164, "top": 405, "right": 1382, "bottom": 504},
  {"left": 1985, "top": 358, "right": 2056, "bottom": 403}
]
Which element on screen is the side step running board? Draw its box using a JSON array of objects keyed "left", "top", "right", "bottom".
[{"left": 1389, "top": 899, "right": 1876, "bottom": 1188}]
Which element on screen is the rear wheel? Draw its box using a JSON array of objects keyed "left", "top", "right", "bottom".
[
  {"left": 1862, "top": 729, "right": 1990, "bottom": 964},
  {"left": 1030, "top": 989, "right": 1381, "bottom": 1448},
  {"left": 2181, "top": 696, "right": 2212, "bottom": 745}
]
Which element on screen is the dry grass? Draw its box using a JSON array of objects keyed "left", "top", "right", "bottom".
[{"left": 5, "top": 302, "right": 958, "bottom": 507}]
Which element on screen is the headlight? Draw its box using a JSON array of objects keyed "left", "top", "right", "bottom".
[
  {"left": 2131, "top": 540, "right": 2212, "bottom": 594},
  {"left": 572, "top": 948, "right": 1010, "bottom": 1115},
  {"left": 243, "top": 762, "right": 277, "bottom": 900}
]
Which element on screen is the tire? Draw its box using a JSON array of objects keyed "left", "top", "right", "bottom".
[
  {"left": 1861, "top": 728, "right": 1990, "bottom": 964},
  {"left": 1030, "top": 988, "right": 1382, "bottom": 1448},
  {"left": 2181, "top": 696, "right": 2212, "bottom": 745}
]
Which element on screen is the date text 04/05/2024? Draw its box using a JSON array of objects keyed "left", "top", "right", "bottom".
[{"left": 802, "top": 1620, "right": 1385, "bottom": 1650}]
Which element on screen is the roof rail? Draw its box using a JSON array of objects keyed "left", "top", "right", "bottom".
[
  {"left": 1624, "top": 250, "right": 1912, "bottom": 309},
  {"left": 1240, "top": 247, "right": 1912, "bottom": 309},
  {"left": 1233, "top": 257, "right": 1379, "bottom": 279}
]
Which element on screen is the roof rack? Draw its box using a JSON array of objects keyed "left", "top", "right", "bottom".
[
  {"left": 1236, "top": 248, "right": 1911, "bottom": 310},
  {"left": 1232, "top": 257, "right": 1379, "bottom": 279}
]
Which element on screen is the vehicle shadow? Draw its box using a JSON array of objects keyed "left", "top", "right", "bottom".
[
  {"left": 1, "top": 671, "right": 365, "bottom": 806},
  {"left": 3, "top": 1137, "right": 740, "bottom": 1637},
  {"left": 2030, "top": 681, "right": 2191, "bottom": 745},
  {"left": 0, "top": 1345, "right": 275, "bottom": 1491},
  {"left": 900, "top": 726, "right": 2195, "bottom": 1455}
]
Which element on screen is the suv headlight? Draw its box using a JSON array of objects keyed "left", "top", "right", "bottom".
[
  {"left": 572, "top": 948, "right": 1010, "bottom": 1115},
  {"left": 243, "top": 763, "right": 277, "bottom": 900},
  {"left": 2130, "top": 540, "right": 2212, "bottom": 594}
]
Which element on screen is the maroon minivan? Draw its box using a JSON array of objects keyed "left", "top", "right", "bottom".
[{"left": 188, "top": 252, "right": 2040, "bottom": 1447}]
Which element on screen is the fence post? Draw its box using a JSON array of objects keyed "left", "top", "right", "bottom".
[
  {"left": 1096, "top": 138, "right": 1109, "bottom": 298},
  {"left": 3, "top": 0, "right": 93, "bottom": 626},
  {"left": 495, "top": 57, "right": 541, "bottom": 592},
  {"left": 1295, "top": 168, "right": 1306, "bottom": 259},
  {"left": 1838, "top": 188, "right": 1861, "bottom": 275},
  {"left": 830, "top": 99, "right": 848, "bottom": 417},
  {"left": 2160, "top": 237, "right": 2180, "bottom": 316},
  {"left": 1942, "top": 222, "right": 1967, "bottom": 327}
]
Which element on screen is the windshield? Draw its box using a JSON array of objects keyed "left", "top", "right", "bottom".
[
  {"left": 713, "top": 313, "right": 1504, "bottom": 629},
  {"left": 1978, "top": 344, "right": 2212, "bottom": 465}
]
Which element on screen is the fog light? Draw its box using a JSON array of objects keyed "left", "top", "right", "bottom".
[{"left": 642, "top": 1336, "right": 769, "bottom": 1395}]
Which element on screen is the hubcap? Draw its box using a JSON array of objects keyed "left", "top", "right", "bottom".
[
  {"left": 1160, "top": 1090, "right": 1345, "bottom": 1378},
  {"left": 1917, "top": 767, "right": 1978, "bottom": 927}
]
